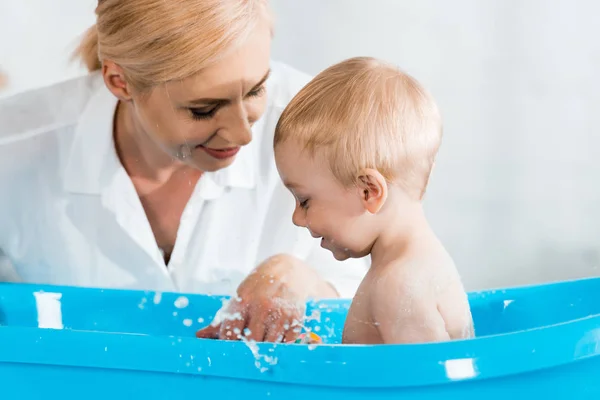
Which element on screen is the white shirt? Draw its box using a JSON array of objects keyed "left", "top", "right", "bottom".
[{"left": 0, "top": 61, "right": 368, "bottom": 297}]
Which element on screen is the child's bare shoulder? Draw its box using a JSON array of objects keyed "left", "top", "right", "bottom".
[
  {"left": 370, "top": 258, "right": 434, "bottom": 299},
  {"left": 367, "top": 259, "right": 437, "bottom": 319},
  {"left": 369, "top": 253, "right": 472, "bottom": 342},
  {"left": 364, "top": 260, "right": 449, "bottom": 343}
]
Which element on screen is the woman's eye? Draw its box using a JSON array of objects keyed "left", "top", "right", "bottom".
[
  {"left": 190, "top": 107, "right": 217, "bottom": 120},
  {"left": 247, "top": 85, "right": 266, "bottom": 98}
]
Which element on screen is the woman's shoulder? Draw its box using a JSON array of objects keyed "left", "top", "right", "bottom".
[
  {"left": 0, "top": 73, "right": 103, "bottom": 183},
  {"left": 0, "top": 73, "right": 103, "bottom": 143}
]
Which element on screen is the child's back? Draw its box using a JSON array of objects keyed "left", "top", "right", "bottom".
[{"left": 274, "top": 57, "right": 474, "bottom": 344}]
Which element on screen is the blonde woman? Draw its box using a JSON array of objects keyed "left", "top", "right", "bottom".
[{"left": 0, "top": 0, "right": 368, "bottom": 343}]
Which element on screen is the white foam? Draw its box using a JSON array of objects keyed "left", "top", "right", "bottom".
[{"left": 210, "top": 298, "right": 244, "bottom": 327}]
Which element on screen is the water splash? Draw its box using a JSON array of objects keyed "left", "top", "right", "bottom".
[
  {"left": 305, "top": 309, "right": 321, "bottom": 323},
  {"left": 209, "top": 298, "right": 244, "bottom": 327},
  {"left": 241, "top": 337, "right": 278, "bottom": 373},
  {"left": 138, "top": 297, "right": 147, "bottom": 310},
  {"left": 325, "top": 325, "right": 335, "bottom": 338},
  {"left": 174, "top": 296, "right": 189, "bottom": 309}
]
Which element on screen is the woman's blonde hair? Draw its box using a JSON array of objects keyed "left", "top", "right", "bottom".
[
  {"left": 274, "top": 57, "right": 443, "bottom": 200},
  {"left": 75, "top": 0, "right": 271, "bottom": 91}
]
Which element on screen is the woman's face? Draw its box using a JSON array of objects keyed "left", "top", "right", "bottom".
[{"left": 130, "top": 22, "right": 272, "bottom": 172}]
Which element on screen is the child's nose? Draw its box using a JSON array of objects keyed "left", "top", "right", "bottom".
[{"left": 292, "top": 206, "right": 306, "bottom": 228}]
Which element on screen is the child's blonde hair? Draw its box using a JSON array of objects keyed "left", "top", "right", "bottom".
[
  {"left": 274, "top": 57, "right": 442, "bottom": 200},
  {"left": 74, "top": 0, "right": 271, "bottom": 91}
]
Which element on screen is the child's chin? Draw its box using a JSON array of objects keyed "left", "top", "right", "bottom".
[{"left": 330, "top": 250, "right": 350, "bottom": 261}]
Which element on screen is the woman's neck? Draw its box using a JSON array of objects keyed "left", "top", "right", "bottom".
[{"left": 113, "top": 100, "right": 184, "bottom": 183}]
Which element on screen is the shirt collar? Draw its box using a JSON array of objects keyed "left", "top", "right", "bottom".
[{"left": 63, "top": 74, "right": 256, "bottom": 196}]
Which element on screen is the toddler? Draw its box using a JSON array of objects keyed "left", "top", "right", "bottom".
[{"left": 273, "top": 57, "right": 474, "bottom": 344}]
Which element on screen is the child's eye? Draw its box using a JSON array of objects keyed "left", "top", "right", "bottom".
[{"left": 299, "top": 199, "right": 310, "bottom": 209}]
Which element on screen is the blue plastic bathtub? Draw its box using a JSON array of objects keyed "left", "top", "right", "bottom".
[{"left": 1, "top": 277, "right": 600, "bottom": 399}]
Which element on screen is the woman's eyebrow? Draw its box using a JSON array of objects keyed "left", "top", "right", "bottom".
[
  {"left": 250, "top": 69, "right": 271, "bottom": 91},
  {"left": 186, "top": 69, "right": 271, "bottom": 106},
  {"left": 187, "top": 98, "right": 229, "bottom": 106}
]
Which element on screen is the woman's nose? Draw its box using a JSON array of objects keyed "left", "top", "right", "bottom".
[{"left": 220, "top": 103, "right": 253, "bottom": 146}]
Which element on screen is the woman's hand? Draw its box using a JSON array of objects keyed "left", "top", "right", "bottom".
[{"left": 195, "top": 254, "right": 338, "bottom": 343}]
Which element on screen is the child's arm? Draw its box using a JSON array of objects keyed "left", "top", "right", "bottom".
[{"left": 369, "top": 272, "right": 450, "bottom": 344}]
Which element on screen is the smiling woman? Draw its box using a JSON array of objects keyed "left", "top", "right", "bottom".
[{"left": 0, "top": 0, "right": 369, "bottom": 344}]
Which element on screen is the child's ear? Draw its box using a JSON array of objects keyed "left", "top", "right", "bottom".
[{"left": 356, "top": 169, "right": 388, "bottom": 214}]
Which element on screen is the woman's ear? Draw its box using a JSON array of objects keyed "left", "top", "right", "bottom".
[
  {"left": 356, "top": 168, "right": 388, "bottom": 214},
  {"left": 102, "top": 60, "right": 133, "bottom": 101}
]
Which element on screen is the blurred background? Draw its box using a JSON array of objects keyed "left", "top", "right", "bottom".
[{"left": 1, "top": 0, "right": 599, "bottom": 291}]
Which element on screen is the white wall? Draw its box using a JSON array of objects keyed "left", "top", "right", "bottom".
[
  {"left": 0, "top": 0, "right": 95, "bottom": 98},
  {"left": 2, "top": 0, "right": 600, "bottom": 290},
  {"left": 271, "top": 0, "right": 600, "bottom": 290}
]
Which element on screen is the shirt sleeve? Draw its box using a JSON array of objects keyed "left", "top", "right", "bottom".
[
  {"left": 0, "top": 249, "right": 20, "bottom": 282},
  {"left": 0, "top": 170, "right": 20, "bottom": 283}
]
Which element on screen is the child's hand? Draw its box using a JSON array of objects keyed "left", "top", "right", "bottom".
[{"left": 196, "top": 254, "right": 337, "bottom": 342}]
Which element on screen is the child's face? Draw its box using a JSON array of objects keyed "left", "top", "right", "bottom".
[{"left": 275, "top": 141, "right": 379, "bottom": 261}]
